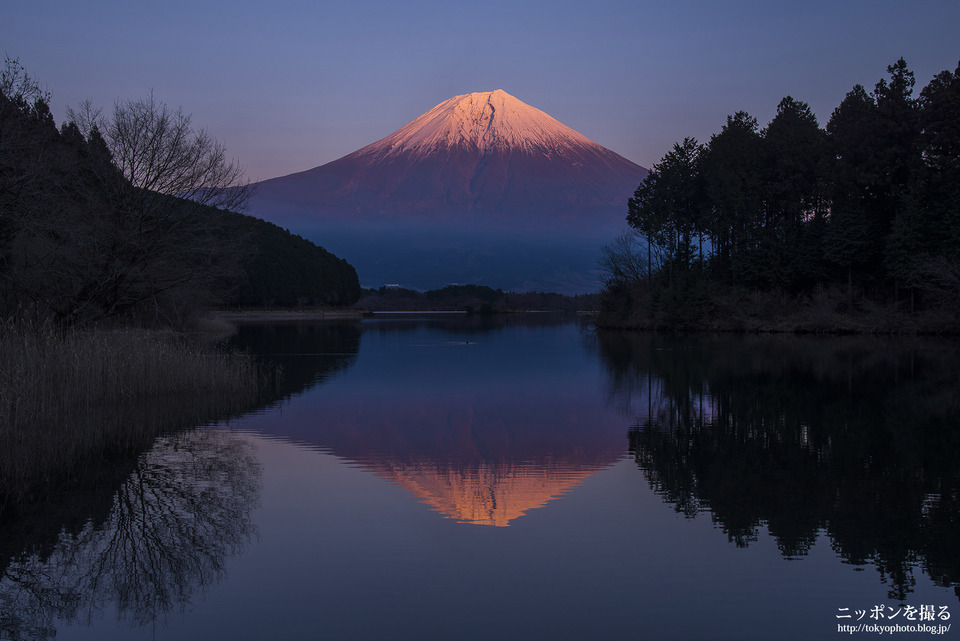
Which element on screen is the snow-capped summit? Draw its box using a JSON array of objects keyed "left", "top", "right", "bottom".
[
  {"left": 357, "top": 89, "right": 600, "bottom": 158},
  {"left": 249, "top": 89, "right": 647, "bottom": 231},
  {"left": 245, "top": 91, "right": 649, "bottom": 293}
]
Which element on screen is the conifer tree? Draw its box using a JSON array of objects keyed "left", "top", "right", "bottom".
[
  {"left": 918, "top": 61, "right": 960, "bottom": 255},
  {"left": 824, "top": 84, "right": 881, "bottom": 294},
  {"left": 761, "top": 96, "right": 827, "bottom": 289},
  {"left": 627, "top": 138, "right": 705, "bottom": 286},
  {"left": 701, "top": 111, "right": 764, "bottom": 283}
]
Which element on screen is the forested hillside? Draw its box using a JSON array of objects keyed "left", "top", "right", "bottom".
[
  {"left": 0, "top": 59, "right": 359, "bottom": 327},
  {"left": 600, "top": 59, "right": 960, "bottom": 333},
  {"left": 229, "top": 215, "right": 360, "bottom": 308}
]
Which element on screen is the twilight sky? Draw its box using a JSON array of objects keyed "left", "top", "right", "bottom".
[{"left": 3, "top": 0, "right": 959, "bottom": 181}]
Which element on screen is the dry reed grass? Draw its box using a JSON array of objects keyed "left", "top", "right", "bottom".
[{"left": 0, "top": 322, "right": 267, "bottom": 510}]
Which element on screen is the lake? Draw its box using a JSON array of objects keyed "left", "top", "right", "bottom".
[{"left": 1, "top": 314, "right": 957, "bottom": 640}]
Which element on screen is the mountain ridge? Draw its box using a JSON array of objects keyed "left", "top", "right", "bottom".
[
  {"left": 350, "top": 89, "right": 600, "bottom": 157},
  {"left": 249, "top": 90, "right": 647, "bottom": 231},
  {"left": 246, "top": 90, "right": 648, "bottom": 292}
]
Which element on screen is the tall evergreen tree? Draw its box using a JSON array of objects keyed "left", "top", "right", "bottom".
[
  {"left": 874, "top": 59, "right": 922, "bottom": 198},
  {"left": 873, "top": 59, "right": 925, "bottom": 291},
  {"left": 627, "top": 138, "right": 705, "bottom": 286},
  {"left": 824, "top": 84, "right": 882, "bottom": 293},
  {"left": 702, "top": 111, "right": 764, "bottom": 283},
  {"left": 918, "top": 60, "right": 960, "bottom": 255},
  {"left": 604, "top": 58, "right": 960, "bottom": 327},
  {"left": 760, "top": 96, "right": 827, "bottom": 288},
  {"left": 627, "top": 172, "right": 665, "bottom": 285}
]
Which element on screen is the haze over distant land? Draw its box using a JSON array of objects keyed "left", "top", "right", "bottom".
[{"left": 248, "top": 90, "right": 648, "bottom": 293}]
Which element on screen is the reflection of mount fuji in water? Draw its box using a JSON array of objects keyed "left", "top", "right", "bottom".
[
  {"left": 382, "top": 460, "right": 604, "bottom": 527},
  {"left": 295, "top": 393, "right": 626, "bottom": 527},
  {"left": 230, "top": 317, "right": 628, "bottom": 526}
]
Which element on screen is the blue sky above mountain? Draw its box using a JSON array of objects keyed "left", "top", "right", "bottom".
[{"left": 3, "top": 0, "right": 959, "bottom": 181}]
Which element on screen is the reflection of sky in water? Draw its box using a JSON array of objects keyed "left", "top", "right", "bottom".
[
  {"left": 247, "top": 319, "right": 629, "bottom": 527},
  {"left": 37, "top": 320, "right": 960, "bottom": 640},
  {"left": 345, "top": 319, "right": 600, "bottom": 395},
  {"left": 257, "top": 320, "right": 628, "bottom": 453},
  {"left": 59, "top": 429, "right": 950, "bottom": 641}
]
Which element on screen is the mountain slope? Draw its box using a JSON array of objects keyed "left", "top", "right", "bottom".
[
  {"left": 246, "top": 90, "right": 648, "bottom": 293},
  {"left": 249, "top": 90, "right": 647, "bottom": 232}
]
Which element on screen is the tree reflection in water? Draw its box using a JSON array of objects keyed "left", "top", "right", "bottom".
[
  {"left": 596, "top": 331, "right": 960, "bottom": 602},
  {"left": 0, "top": 427, "right": 260, "bottom": 639}
]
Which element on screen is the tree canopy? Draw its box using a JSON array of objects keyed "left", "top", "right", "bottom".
[{"left": 605, "top": 58, "right": 960, "bottom": 329}]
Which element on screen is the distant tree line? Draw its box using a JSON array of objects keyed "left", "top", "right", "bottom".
[
  {"left": 601, "top": 59, "right": 960, "bottom": 331},
  {"left": 0, "top": 58, "right": 359, "bottom": 327},
  {"left": 357, "top": 284, "right": 595, "bottom": 313}
]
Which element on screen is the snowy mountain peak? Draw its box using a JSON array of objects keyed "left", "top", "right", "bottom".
[
  {"left": 251, "top": 89, "right": 648, "bottom": 227},
  {"left": 248, "top": 89, "right": 649, "bottom": 292},
  {"left": 351, "top": 89, "right": 598, "bottom": 158}
]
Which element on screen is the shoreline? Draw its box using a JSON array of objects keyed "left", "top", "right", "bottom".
[
  {"left": 593, "top": 309, "right": 960, "bottom": 337},
  {"left": 208, "top": 308, "right": 573, "bottom": 323},
  {"left": 209, "top": 309, "right": 366, "bottom": 322}
]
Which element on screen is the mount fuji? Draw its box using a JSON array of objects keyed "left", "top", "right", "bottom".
[{"left": 247, "top": 90, "right": 648, "bottom": 293}]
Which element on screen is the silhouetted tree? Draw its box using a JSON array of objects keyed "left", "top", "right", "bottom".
[
  {"left": 627, "top": 137, "right": 706, "bottom": 284},
  {"left": 1, "top": 60, "right": 253, "bottom": 325},
  {"left": 874, "top": 59, "right": 924, "bottom": 295},
  {"left": 599, "top": 231, "right": 654, "bottom": 286},
  {"left": 824, "top": 84, "right": 881, "bottom": 296},
  {"left": 701, "top": 111, "right": 764, "bottom": 283},
  {"left": 603, "top": 58, "right": 960, "bottom": 329},
  {"left": 0, "top": 429, "right": 260, "bottom": 637},
  {"left": 64, "top": 94, "right": 253, "bottom": 324},
  {"left": 761, "top": 96, "right": 827, "bottom": 289},
  {"left": 1, "top": 59, "right": 359, "bottom": 325},
  {"left": 913, "top": 60, "right": 960, "bottom": 311}
]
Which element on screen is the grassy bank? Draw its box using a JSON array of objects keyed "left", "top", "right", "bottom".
[{"left": 0, "top": 322, "right": 270, "bottom": 511}]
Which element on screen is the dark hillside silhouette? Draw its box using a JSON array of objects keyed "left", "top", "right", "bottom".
[{"left": 0, "top": 58, "right": 359, "bottom": 326}]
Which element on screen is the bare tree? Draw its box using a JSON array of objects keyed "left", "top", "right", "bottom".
[
  {"left": 599, "top": 231, "right": 658, "bottom": 286},
  {"left": 69, "top": 93, "right": 251, "bottom": 210},
  {"left": 3, "top": 61, "right": 257, "bottom": 325},
  {"left": 0, "top": 428, "right": 260, "bottom": 637},
  {"left": 62, "top": 94, "right": 255, "bottom": 325},
  {"left": 0, "top": 56, "right": 47, "bottom": 105},
  {"left": 96, "top": 93, "right": 251, "bottom": 211}
]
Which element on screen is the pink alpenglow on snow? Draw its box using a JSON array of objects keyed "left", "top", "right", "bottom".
[
  {"left": 364, "top": 89, "right": 602, "bottom": 157},
  {"left": 248, "top": 90, "right": 648, "bottom": 234}
]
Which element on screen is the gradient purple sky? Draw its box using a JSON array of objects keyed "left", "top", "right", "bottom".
[{"left": 3, "top": 0, "right": 959, "bottom": 181}]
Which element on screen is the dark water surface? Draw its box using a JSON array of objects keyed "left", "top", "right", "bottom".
[{"left": 2, "top": 315, "right": 958, "bottom": 640}]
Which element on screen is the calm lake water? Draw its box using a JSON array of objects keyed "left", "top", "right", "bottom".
[{"left": 2, "top": 315, "right": 958, "bottom": 640}]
